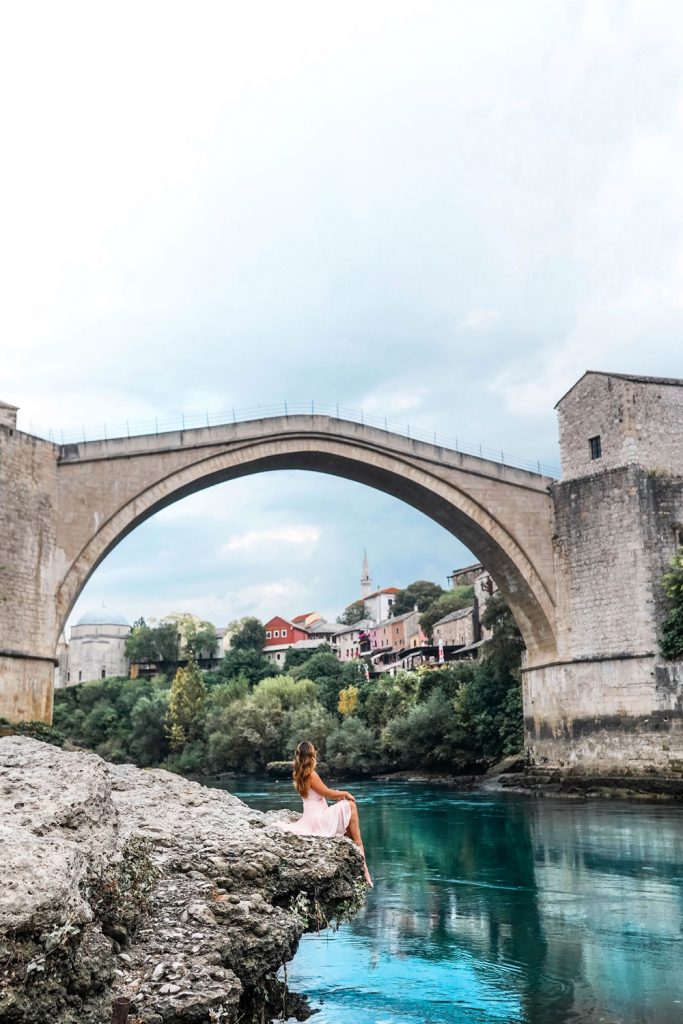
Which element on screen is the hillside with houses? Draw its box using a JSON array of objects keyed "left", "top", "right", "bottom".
[{"left": 55, "top": 555, "right": 497, "bottom": 687}]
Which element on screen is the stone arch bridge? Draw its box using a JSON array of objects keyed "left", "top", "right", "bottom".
[{"left": 2, "top": 371, "right": 682, "bottom": 771}]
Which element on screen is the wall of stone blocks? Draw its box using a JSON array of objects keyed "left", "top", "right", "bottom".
[
  {"left": 524, "top": 656, "right": 683, "bottom": 770},
  {"left": 0, "top": 426, "right": 61, "bottom": 722},
  {"left": 558, "top": 374, "right": 683, "bottom": 480},
  {"left": 551, "top": 466, "right": 683, "bottom": 662}
]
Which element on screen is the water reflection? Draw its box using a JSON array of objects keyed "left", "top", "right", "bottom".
[{"left": 212, "top": 778, "right": 683, "bottom": 1023}]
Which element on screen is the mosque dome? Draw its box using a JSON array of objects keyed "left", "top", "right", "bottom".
[{"left": 75, "top": 606, "right": 129, "bottom": 628}]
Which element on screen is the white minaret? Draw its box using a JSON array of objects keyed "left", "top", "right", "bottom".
[{"left": 360, "top": 549, "right": 372, "bottom": 598}]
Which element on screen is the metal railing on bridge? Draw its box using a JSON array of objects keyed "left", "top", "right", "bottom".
[{"left": 27, "top": 400, "right": 560, "bottom": 478}]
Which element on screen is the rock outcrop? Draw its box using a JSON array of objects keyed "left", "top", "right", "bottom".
[{"left": 0, "top": 738, "right": 365, "bottom": 1023}]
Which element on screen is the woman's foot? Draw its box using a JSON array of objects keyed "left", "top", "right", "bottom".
[{"left": 358, "top": 846, "right": 373, "bottom": 886}]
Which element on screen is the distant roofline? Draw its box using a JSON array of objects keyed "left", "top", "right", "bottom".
[
  {"left": 264, "top": 615, "right": 295, "bottom": 628},
  {"left": 555, "top": 370, "right": 683, "bottom": 409},
  {"left": 448, "top": 562, "right": 483, "bottom": 576},
  {"left": 373, "top": 608, "right": 419, "bottom": 627},
  {"left": 433, "top": 605, "right": 474, "bottom": 626},
  {"left": 360, "top": 587, "right": 400, "bottom": 601}
]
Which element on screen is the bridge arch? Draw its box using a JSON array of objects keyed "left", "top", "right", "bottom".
[{"left": 55, "top": 425, "right": 557, "bottom": 663}]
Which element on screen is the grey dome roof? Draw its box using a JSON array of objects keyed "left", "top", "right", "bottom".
[{"left": 75, "top": 606, "right": 129, "bottom": 627}]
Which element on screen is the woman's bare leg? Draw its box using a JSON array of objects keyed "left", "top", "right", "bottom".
[{"left": 345, "top": 802, "right": 373, "bottom": 885}]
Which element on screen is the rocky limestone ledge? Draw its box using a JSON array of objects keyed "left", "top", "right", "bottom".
[{"left": 0, "top": 738, "right": 366, "bottom": 1023}]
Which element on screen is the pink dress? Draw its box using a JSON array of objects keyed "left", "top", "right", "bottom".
[{"left": 279, "top": 786, "right": 352, "bottom": 837}]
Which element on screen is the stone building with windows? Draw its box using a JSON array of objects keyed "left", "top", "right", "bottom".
[{"left": 55, "top": 607, "right": 131, "bottom": 687}]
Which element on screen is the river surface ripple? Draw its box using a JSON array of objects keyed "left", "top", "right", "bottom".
[{"left": 210, "top": 778, "right": 683, "bottom": 1024}]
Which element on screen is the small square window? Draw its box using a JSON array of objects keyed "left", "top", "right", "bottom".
[
  {"left": 274, "top": 630, "right": 280, "bottom": 638},
  {"left": 589, "top": 435, "right": 602, "bottom": 460},
  {"left": 281, "top": 629, "right": 287, "bottom": 637},
  {"left": 266, "top": 630, "right": 271, "bottom": 639}
]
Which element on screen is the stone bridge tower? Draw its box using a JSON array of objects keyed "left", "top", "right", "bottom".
[{"left": 526, "top": 372, "right": 683, "bottom": 767}]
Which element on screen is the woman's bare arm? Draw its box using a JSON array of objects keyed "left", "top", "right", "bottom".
[{"left": 309, "top": 771, "right": 355, "bottom": 802}]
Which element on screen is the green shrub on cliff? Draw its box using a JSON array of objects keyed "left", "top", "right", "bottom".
[{"left": 661, "top": 550, "right": 683, "bottom": 660}]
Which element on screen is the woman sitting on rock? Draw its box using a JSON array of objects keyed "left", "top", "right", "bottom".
[{"left": 279, "top": 739, "right": 373, "bottom": 886}]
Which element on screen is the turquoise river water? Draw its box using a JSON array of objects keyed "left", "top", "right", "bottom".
[{"left": 214, "top": 777, "right": 683, "bottom": 1024}]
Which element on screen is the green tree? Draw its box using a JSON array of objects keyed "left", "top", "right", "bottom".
[
  {"left": 125, "top": 621, "right": 180, "bottom": 663},
  {"left": 166, "top": 660, "right": 207, "bottom": 751},
  {"left": 229, "top": 616, "right": 267, "bottom": 651},
  {"left": 252, "top": 675, "right": 317, "bottom": 710},
  {"left": 415, "top": 661, "right": 476, "bottom": 703},
  {"left": 481, "top": 593, "right": 525, "bottom": 675},
  {"left": 282, "top": 647, "right": 315, "bottom": 671},
  {"left": 128, "top": 689, "right": 170, "bottom": 766},
  {"left": 392, "top": 580, "right": 445, "bottom": 615},
  {"left": 382, "top": 690, "right": 465, "bottom": 769},
  {"left": 336, "top": 600, "right": 368, "bottom": 625},
  {"left": 283, "top": 701, "right": 337, "bottom": 757},
  {"left": 661, "top": 549, "right": 683, "bottom": 659},
  {"left": 419, "top": 586, "right": 474, "bottom": 641},
  {"left": 164, "top": 612, "right": 216, "bottom": 659},
  {"left": 205, "top": 700, "right": 284, "bottom": 773},
  {"left": 292, "top": 649, "right": 344, "bottom": 712},
  {"left": 358, "top": 671, "right": 419, "bottom": 731},
  {"left": 218, "top": 647, "right": 273, "bottom": 685},
  {"left": 327, "top": 717, "right": 379, "bottom": 773}
]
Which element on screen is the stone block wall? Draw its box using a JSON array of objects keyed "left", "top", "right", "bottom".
[
  {"left": 551, "top": 466, "right": 683, "bottom": 662},
  {"left": 532, "top": 375, "right": 683, "bottom": 770},
  {"left": 557, "top": 373, "right": 683, "bottom": 480},
  {"left": 0, "top": 426, "right": 60, "bottom": 722}
]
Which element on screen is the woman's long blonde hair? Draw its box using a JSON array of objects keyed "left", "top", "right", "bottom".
[{"left": 292, "top": 740, "right": 316, "bottom": 797}]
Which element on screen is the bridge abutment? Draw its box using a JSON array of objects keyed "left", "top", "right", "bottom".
[{"left": 0, "top": 422, "right": 60, "bottom": 723}]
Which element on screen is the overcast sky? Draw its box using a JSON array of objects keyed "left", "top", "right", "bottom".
[{"left": 2, "top": 1, "right": 682, "bottom": 633}]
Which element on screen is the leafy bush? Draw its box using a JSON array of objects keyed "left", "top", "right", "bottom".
[
  {"left": 357, "top": 672, "right": 419, "bottom": 731},
  {"left": 292, "top": 650, "right": 344, "bottom": 712},
  {"left": 661, "top": 550, "right": 683, "bottom": 659},
  {"left": 283, "top": 701, "right": 337, "bottom": 757},
  {"left": 326, "top": 717, "right": 379, "bottom": 773},
  {"left": 252, "top": 675, "right": 317, "bottom": 710},
  {"left": 382, "top": 691, "right": 465, "bottom": 769},
  {"left": 205, "top": 700, "right": 284, "bottom": 773},
  {"left": 0, "top": 720, "right": 66, "bottom": 747}
]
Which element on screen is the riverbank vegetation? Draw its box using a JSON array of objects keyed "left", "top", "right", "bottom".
[
  {"left": 661, "top": 549, "right": 683, "bottom": 659},
  {"left": 52, "top": 598, "right": 524, "bottom": 777}
]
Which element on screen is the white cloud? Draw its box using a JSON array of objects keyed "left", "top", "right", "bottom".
[
  {"left": 223, "top": 526, "right": 320, "bottom": 553},
  {"left": 460, "top": 309, "right": 501, "bottom": 331}
]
